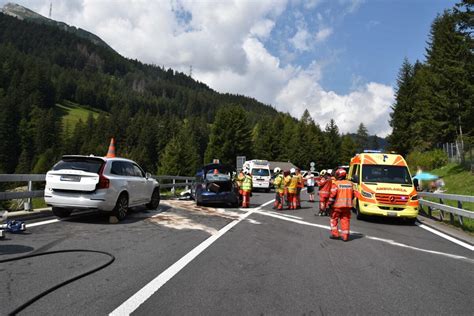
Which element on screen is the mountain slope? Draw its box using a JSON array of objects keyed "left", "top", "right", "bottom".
[{"left": 1, "top": 2, "right": 111, "bottom": 49}]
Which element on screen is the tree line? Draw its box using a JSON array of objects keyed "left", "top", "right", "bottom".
[
  {"left": 0, "top": 12, "right": 379, "bottom": 177},
  {"left": 388, "top": 0, "right": 473, "bottom": 157}
]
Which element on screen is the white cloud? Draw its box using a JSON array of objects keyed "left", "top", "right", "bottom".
[
  {"left": 290, "top": 27, "right": 310, "bottom": 51},
  {"left": 315, "top": 27, "right": 333, "bottom": 42},
  {"left": 7, "top": 0, "right": 393, "bottom": 136}
]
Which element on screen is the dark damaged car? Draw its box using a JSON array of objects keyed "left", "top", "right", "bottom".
[{"left": 193, "top": 163, "right": 240, "bottom": 207}]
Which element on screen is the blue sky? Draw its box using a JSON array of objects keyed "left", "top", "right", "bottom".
[
  {"left": 264, "top": 0, "right": 457, "bottom": 95},
  {"left": 0, "top": 0, "right": 459, "bottom": 135}
]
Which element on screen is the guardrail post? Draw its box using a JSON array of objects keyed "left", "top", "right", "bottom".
[
  {"left": 171, "top": 178, "right": 176, "bottom": 195},
  {"left": 457, "top": 200, "right": 464, "bottom": 226},
  {"left": 185, "top": 179, "right": 189, "bottom": 191},
  {"left": 439, "top": 198, "right": 444, "bottom": 221},
  {"left": 24, "top": 180, "right": 33, "bottom": 211}
]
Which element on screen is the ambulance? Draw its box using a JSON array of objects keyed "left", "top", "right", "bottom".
[
  {"left": 348, "top": 151, "right": 418, "bottom": 223},
  {"left": 243, "top": 159, "right": 272, "bottom": 192}
]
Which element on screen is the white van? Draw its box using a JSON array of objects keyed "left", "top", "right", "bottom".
[{"left": 243, "top": 160, "right": 272, "bottom": 192}]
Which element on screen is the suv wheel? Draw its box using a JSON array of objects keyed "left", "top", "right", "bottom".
[
  {"left": 146, "top": 188, "right": 160, "bottom": 210},
  {"left": 52, "top": 207, "right": 72, "bottom": 218},
  {"left": 113, "top": 193, "right": 129, "bottom": 221}
]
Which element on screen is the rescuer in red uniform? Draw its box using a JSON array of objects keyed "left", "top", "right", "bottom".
[
  {"left": 327, "top": 168, "right": 354, "bottom": 241},
  {"left": 316, "top": 169, "right": 332, "bottom": 216}
]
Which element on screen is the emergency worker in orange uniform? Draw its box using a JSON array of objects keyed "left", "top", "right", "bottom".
[
  {"left": 235, "top": 170, "right": 245, "bottom": 206},
  {"left": 272, "top": 167, "right": 285, "bottom": 210},
  {"left": 283, "top": 170, "right": 291, "bottom": 208},
  {"left": 241, "top": 169, "right": 253, "bottom": 208},
  {"left": 286, "top": 168, "right": 298, "bottom": 210},
  {"left": 327, "top": 169, "right": 354, "bottom": 241},
  {"left": 295, "top": 168, "right": 304, "bottom": 209},
  {"left": 316, "top": 169, "right": 332, "bottom": 216}
]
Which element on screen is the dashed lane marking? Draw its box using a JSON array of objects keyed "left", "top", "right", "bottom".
[{"left": 109, "top": 199, "right": 275, "bottom": 316}]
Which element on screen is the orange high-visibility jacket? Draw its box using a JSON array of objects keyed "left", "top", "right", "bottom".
[
  {"left": 317, "top": 176, "right": 332, "bottom": 197},
  {"left": 296, "top": 174, "right": 304, "bottom": 188},
  {"left": 329, "top": 180, "right": 354, "bottom": 208}
]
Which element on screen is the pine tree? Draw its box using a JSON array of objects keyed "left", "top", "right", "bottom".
[
  {"left": 425, "top": 10, "right": 473, "bottom": 143},
  {"left": 158, "top": 121, "right": 200, "bottom": 176},
  {"left": 355, "top": 123, "right": 369, "bottom": 152},
  {"left": 204, "top": 105, "right": 252, "bottom": 166},
  {"left": 388, "top": 58, "right": 416, "bottom": 156},
  {"left": 340, "top": 135, "right": 357, "bottom": 165}
]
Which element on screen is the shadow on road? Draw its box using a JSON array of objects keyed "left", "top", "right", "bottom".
[
  {"left": 355, "top": 215, "right": 416, "bottom": 226},
  {"left": 0, "top": 244, "right": 34, "bottom": 255}
]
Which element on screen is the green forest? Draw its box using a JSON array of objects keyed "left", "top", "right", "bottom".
[{"left": 0, "top": 0, "right": 472, "bottom": 177}]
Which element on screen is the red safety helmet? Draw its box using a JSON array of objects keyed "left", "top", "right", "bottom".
[{"left": 335, "top": 168, "right": 347, "bottom": 180}]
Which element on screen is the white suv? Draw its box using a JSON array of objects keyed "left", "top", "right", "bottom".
[{"left": 44, "top": 155, "right": 160, "bottom": 220}]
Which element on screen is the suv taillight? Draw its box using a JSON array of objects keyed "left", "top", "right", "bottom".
[{"left": 96, "top": 163, "right": 109, "bottom": 190}]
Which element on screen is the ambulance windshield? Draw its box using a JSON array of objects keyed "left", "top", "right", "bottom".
[
  {"left": 362, "top": 165, "right": 412, "bottom": 185},
  {"left": 252, "top": 168, "right": 270, "bottom": 176}
]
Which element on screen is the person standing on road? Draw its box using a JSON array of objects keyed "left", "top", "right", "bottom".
[
  {"left": 305, "top": 171, "right": 315, "bottom": 202},
  {"left": 316, "top": 170, "right": 332, "bottom": 216},
  {"left": 235, "top": 169, "right": 245, "bottom": 206},
  {"left": 283, "top": 170, "right": 291, "bottom": 208},
  {"left": 241, "top": 169, "right": 253, "bottom": 208},
  {"left": 327, "top": 168, "right": 354, "bottom": 241},
  {"left": 286, "top": 168, "right": 298, "bottom": 210},
  {"left": 273, "top": 167, "right": 285, "bottom": 210},
  {"left": 295, "top": 168, "right": 304, "bottom": 209}
]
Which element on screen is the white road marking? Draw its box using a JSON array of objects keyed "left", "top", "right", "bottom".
[
  {"left": 267, "top": 211, "right": 303, "bottom": 220},
  {"left": 416, "top": 223, "right": 473, "bottom": 251},
  {"left": 254, "top": 210, "right": 330, "bottom": 230},
  {"left": 26, "top": 219, "right": 60, "bottom": 228},
  {"left": 365, "top": 236, "right": 474, "bottom": 263},
  {"left": 254, "top": 210, "right": 473, "bottom": 263},
  {"left": 109, "top": 199, "right": 274, "bottom": 316}
]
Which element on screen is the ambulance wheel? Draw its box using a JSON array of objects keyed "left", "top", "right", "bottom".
[
  {"left": 405, "top": 217, "right": 417, "bottom": 225},
  {"left": 52, "top": 207, "right": 72, "bottom": 218}
]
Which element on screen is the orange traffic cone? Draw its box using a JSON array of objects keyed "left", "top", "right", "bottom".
[{"left": 105, "top": 138, "right": 116, "bottom": 158}]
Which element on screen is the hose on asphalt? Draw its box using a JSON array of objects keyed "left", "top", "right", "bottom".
[{"left": 0, "top": 249, "right": 116, "bottom": 315}]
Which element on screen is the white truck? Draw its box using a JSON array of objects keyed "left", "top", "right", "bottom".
[{"left": 243, "top": 160, "right": 272, "bottom": 192}]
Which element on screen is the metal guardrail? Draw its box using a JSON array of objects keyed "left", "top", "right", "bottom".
[
  {"left": 418, "top": 192, "right": 474, "bottom": 227},
  {"left": 0, "top": 174, "right": 194, "bottom": 211}
]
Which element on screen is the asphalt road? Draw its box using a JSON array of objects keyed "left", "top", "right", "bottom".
[{"left": 0, "top": 191, "right": 473, "bottom": 315}]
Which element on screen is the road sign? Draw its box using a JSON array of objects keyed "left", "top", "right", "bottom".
[
  {"left": 310, "top": 162, "right": 315, "bottom": 167},
  {"left": 236, "top": 156, "right": 246, "bottom": 171}
]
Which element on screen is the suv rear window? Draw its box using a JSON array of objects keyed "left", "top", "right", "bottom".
[{"left": 53, "top": 158, "right": 104, "bottom": 174}]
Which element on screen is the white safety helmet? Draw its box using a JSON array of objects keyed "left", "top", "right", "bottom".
[
  {"left": 327, "top": 169, "right": 333, "bottom": 176},
  {"left": 320, "top": 169, "right": 327, "bottom": 176},
  {"left": 274, "top": 167, "right": 281, "bottom": 174},
  {"left": 290, "top": 168, "right": 296, "bottom": 174}
]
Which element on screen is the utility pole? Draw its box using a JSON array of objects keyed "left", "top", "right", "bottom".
[
  {"left": 49, "top": 2, "right": 52, "bottom": 19},
  {"left": 189, "top": 65, "right": 193, "bottom": 78}
]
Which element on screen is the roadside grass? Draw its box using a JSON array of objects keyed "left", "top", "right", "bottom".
[
  {"left": 421, "top": 163, "right": 474, "bottom": 233},
  {"left": 56, "top": 101, "right": 104, "bottom": 136},
  {"left": 32, "top": 198, "right": 47, "bottom": 209}
]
